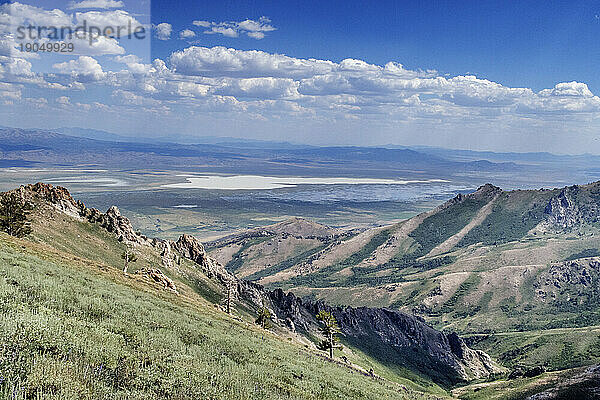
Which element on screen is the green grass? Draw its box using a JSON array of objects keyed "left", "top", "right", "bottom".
[
  {"left": 344, "top": 256, "right": 455, "bottom": 287},
  {"left": 464, "top": 328, "right": 600, "bottom": 371},
  {"left": 0, "top": 234, "right": 442, "bottom": 400},
  {"left": 454, "top": 370, "right": 577, "bottom": 400},
  {"left": 565, "top": 248, "right": 600, "bottom": 261},
  {"left": 458, "top": 190, "right": 555, "bottom": 248},
  {"left": 439, "top": 274, "right": 481, "bottom": 315},
  {"left": 247, "top": 243, "right": 329, "bottom": 282},
  {"left": 409, "top": 197, "right": 490, "bottom": 257},
  {"left": 225, "top": 237, "right": 271, "bottom": 273},
  {"left": 282, "top": 229, "right": 393, "bottom": 288}
]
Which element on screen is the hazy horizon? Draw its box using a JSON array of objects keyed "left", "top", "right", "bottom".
[{"left": 2, "top": 1, "right": 600, "bottom": 154}]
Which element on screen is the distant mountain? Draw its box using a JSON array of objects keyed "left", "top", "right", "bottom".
[
  {"left": 55, "top": 127, "right": 132, "bottom": 142},
  {"left": 0, "top": 128, "right": 519, "bottom": 177},
  {"left": 410, "top": 145, "right": 600, "bottom": 166},
  {"left": 54, "top": 127, "right": 311, "bottom": 149}
]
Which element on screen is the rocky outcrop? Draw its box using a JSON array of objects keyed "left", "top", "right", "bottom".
[
  {"left": 544, "top": 186, "right": 583, "bottom": 229},
  {"left": 15, "top": 183, "right": 81, "bottom": 218},
  {"left": 172, "top": 234, "right": 231, "bottom": 283},
  {"left": 135, "top": 268, "right": 177, "bottom": 293},
  {"left": 535, "top": 258, "right": 600, "bottom": 302},
  {"left": 13, "top": 183, "right": 150, "bottom": 245},
  {"left": 542, "top": 184, "right": 600, "bottom": 230},
  {"left": 91, "top": 206, "right": 150, "bottom": 245},
  {"left": 79, "top": 204, "right": 150, "bottom": 245},
  {"left": 526, "top": 365, "right": 600, "bottom": 400},
  {"left": 262, "top": 288, "right": 503, "bottom": 384}
]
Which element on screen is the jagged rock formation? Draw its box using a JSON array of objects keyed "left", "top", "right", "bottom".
[
  {"left": 15, "top": 182, "right": 81, "bottom": 218},
  {"left": 542, "top": 183, "right": 600, "bottom": 230},
  {"left": 173, "top": 234, "right": 215, "bottom": 272},
  {"left": 11, "top": 183, "right": 151, "bottom": 245},
  {"left": 136, "top": 268, "right": 178, "bottom": 293},
  {"left": 171, "top": 233, "right": 234, "bottom": 284},
  {"left": 544, "top": 186, "right": 584, "bottom": 229},
  {"left": 85, "top": 205, "right": 151, "bottom": 245},
  {"left": 156, "top": 232, "right": 266, "bottom": 306},
  {"left": 263, "top": 289, "right": 503, "bottom": 383}
]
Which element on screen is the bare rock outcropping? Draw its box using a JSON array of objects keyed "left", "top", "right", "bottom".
[
  {"left": 535, "top": 258, "right": 600, "bottom": 303},
  {"left": 83, "top": 205, "right": 151, "bottom": 245},
  {"left": 543, "top": 184, "right": 600, "bottom": 230},
  {"left": 172, "top": 234, "right": 232, "bottom": 283},
  {"left": 544, "top": 186, "right": 583, "bottom": 229},
  {"left": 12, "top": 182, "right": 150, "bottom": 245},
  {"left": 263, "top": 289, "right": 504, "bottom": 384},
  {"left": 135, "top": 268, "right": 177, "bottom": 293},
  {"left": 16, "top": 182, "right": 81, "bottom": 218}
]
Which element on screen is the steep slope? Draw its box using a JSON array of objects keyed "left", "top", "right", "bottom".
[
  {"left": 214, "top": 183, "right": 501, "bottom": 289},
  {"left": 206, "top": 217, "right": 351, "bottom": 281},
  {"left": 0, "top": 183, "right": 502, "bottom": 396},
  {"left": 1, "top": 233, "right": 441, "bottom": 400}
]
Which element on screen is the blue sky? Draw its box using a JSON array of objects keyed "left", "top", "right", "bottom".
[
  {"left": 153, "top": 0, "right": 600, "bottom": 92},
  {"left": 1, "top": 0, "right": 600, "bottom": 154}
]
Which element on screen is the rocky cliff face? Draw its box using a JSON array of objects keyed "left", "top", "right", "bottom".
[
  {"left": 543, "top": 184, "right": 600, "bottom": 230},
  {"left": 263, "top": 288, "right": 502, "bottom": 384},
  {"left": 544, "top": 186, "right": 584, "bottom": 229}
]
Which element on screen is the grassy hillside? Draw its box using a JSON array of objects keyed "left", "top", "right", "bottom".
[{"left": 0, "top": 233, "right": 442, "bottom": 400}]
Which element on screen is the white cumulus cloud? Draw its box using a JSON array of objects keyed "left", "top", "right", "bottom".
[
  {"left": 53, "top": 56, "right": 106, "bottom": 81},
  {"left": 169, "top": 46, "right": 336, "bottom": 78},
  {"left": 192, "top": 16, "right": 276, "bottom": 40},
  {"left": 68, "top": 0, "right": 124, "bottom": 10},
  {"left": 154, "top": 23, "right": 172, "bottom": 40},
  {"left": 179, "top": 29, "right": 196, "bottom": 39}
]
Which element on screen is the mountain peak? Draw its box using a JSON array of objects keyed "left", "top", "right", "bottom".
[
  {"left": 261, "top": 217, "right": 339, "bottom": 238},
  {"left": 476, "top": 183, "right": 502, "bottom": 194}
]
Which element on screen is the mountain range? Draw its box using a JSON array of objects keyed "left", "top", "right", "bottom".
[
  {"left": 0, "top": 128, "right": 520, "bottom": 178},
  {"left": 206, "top": 181, "right": 600, "bottom": 376},
  {"left": 2, "top": 182, "right": 599, "bottom": 398}
]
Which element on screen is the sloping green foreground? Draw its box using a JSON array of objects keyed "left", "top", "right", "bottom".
[{"left": 0, "top": 233, "right": 439, "bottom": 400}]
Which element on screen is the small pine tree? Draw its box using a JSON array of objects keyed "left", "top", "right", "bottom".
[
  {"left": 256, "top": 302, "right": 273, "bottom": 329},
  {"left": 121, "top": 246, "right": 138, "bottom": 273},
  {"left": 316, "top": 310, "right": 342, "bottom": 359},
  {"left": 225, "top": 280, "right": 235, "bottom": 314},
  {"left": 0, "top": 192, "right": 33, "bottom": 238}
]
